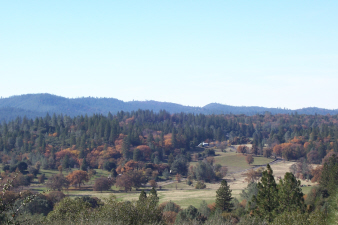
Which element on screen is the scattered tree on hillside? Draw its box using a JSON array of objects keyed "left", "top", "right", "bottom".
[
  {"left": 170, "top": 155, "right": 188, "bottom": 176},
  {"left": 93, "top": 177, "right": 114, "bottom": 192},
  {"left": 127, "top": 170, "right": 147, "bottom": 190},
  {"left": 46, "top": 174, "right": 70, "bottom": 191},
  {"left": 67, "top": 170, "right": 89, "bottom": 188},
  {"left": 245, "top": 155, "right": 254, "bottom": 165},
  {"left": 243, "top": 169, "right": 261, "bottom": 183},
  {"left": 116, "top": 173, "right": 133, "bottom": 192},
  {"left": 237, "top": 145, "right": 247, "bottom": 155},
  {"left": 215, "top": 180, "right": 233, "bottom": 212},
  {"left": 149, "top": 180, "right": 157, "bottom": 188}
]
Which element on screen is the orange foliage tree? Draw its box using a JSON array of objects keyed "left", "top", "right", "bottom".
[
  {"left": 66, "top": 170, "right": 89, "bottom": 188},
  {"left": 273, "top": 143, "right": 304, "bottom": 160},
  {"left": 124, "top": 160, "right": 139, "bottom": 172},
  {"left": 237, "top": 145, "right": 247, "bottom": 155},
  {"left": 311, "top": 165, "right": 323, "bottom": 183},
  {"left": 135, "top": 145, "right": 152, "bottom": 161}
]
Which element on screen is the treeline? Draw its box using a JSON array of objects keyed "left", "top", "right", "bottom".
[{"left": 0, "top": 110, "right": 338, "bottom": 174}]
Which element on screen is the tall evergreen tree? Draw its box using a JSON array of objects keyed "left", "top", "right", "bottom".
[
  {"left": 215, "top": 180, "right": 233, "bottom": 212},
  {"left": 149, "top": 187, "right": 159, "bottom": 205},
  {"left": 251, "top": 164, "right": 278, "bottom": 222},
  {"left": 171, "top": 128, "right": 177, "bottom": 149},
  {"left": 320, "top": 154, "right": 338, "bottom": 195},
  {"left": 80, "top": 158, "right": 88, "bottom": 171},
  {"left": 62, "top": 154, "right": 70, "bottom": 169},
  {"left": 122, "top": 136, "right": 131, "bottom": 160},
  {"left": 277, "top": 172, "right": 305, "bottom": 213}
]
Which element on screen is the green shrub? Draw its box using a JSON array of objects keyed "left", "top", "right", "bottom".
[{"left": 195, "top": 181, "right": 206, "bottom": 189}]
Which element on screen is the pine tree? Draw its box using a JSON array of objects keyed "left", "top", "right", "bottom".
[
  {"left": 62, "top": 154, "right": 70, "bottom": 169},
  {"left": 171, "top": 128, "right": 177, "bottom": 149},
  {"left": 149, "top": 187, "right": 159, "bottom": 205},
  {"left": 252, "top": 164, "right": 278, "bottom": 222},
  {"left": 79, "top": 149, "right": 85, "bottom": 159},
  {"left": 320, "top": 154, "right": 338, "bottom": 195},
  {"left": 81, "top": 158, "right": 88, "bottom": 171},
  {"left": 122, "top": 136, "right": 131, "bottom": 160},
  {"left": 277, "top": 172, "right": 305, "bottom": 213},
  {"left": 139, "top": 190, "right": 147, "bottom": 201},
  {"left": 215, "top": 180, "right": 233, "bottom": 212},
  {"left": 150, "top": 187, "right": 158, "bottom": 198}
]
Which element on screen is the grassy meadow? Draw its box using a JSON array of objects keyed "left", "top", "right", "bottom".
[{"left": 23, "top": 146, "right": 317, "bottom": 209}]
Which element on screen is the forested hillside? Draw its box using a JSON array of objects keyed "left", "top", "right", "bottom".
[
  {"left": 0, "top": 110, "right": 337, "bottom": 223},
  {"left": 1, "top": 110, "right": 338, "bottom": 173},
  {"left": 0, "top": 93, "right": 337, "bottom": 122}
]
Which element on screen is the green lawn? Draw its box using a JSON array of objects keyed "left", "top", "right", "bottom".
[{"left": 214, "top": 152, "right": 273, "bottom": 173}]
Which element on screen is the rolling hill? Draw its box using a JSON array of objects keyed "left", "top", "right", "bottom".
[{"left": 0, "top": 93, "right": 336, "bottom": 122}]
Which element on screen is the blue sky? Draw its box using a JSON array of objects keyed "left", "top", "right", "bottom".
[{"left": 1, "top": 1, "right": 337, "bottom": 109}]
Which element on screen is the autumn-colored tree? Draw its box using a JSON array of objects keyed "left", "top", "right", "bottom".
[
  {"left": 67, "top": 170, "right": 89, "bottom": 188},
  {"left": 322, "top": 151, "right": 337, "bottom": 164},
  {"left": 237, "top": 145, "right": 247, "bottom": 155},
  {"left": 116, "top": 173, "right": 133, "bottom": 192},
  {"left": 310, "top": 165, "right": 323, "bottom": 183},
  {"left": 93, "top": 177, "right": 114, "bottom": 192},
  {"left": 245, "top": 155, "right": 254, "bottom": 165},
  {"left": 124, "top": 160, "right": 139, "bottom": 171},
  {"left": 307, "top": 150, "right": 320, "bottom": 164},
  {"left": 46, "top": 174, "right": 70, "bottom": 191},
  {"left": 58, "top": 165, "right": 63, "bottom": 174},
  {"left": 127, "top": 170, "right": 147, "bottom": 190},
  {"left": 219, "top": 166, "right": 228, "bottom": 178},
  {"left": 149, "top": 180, "right": 157, "bottom": 188},
  {"left": 273, "top": 143, "right": 304, "bottom": 160},
  {"left": 162, "top": 211, "right": 178, "bottom": 224},
  {"left": 263, "top": 148, "right": 273, "bottom": 158},
  {"left": 273, "top": 144, "right": 285, "bottom": 157},
  {"left": 135, "top": 145, "right": 152, "bottom": 161},
  {"left": 243, "top": 169, "right": 261, "bottom": 183},
  {"left": 152, "top": 170, "right": 159, "bottom": 180}
]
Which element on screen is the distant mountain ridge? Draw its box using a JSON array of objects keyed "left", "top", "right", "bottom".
[{"left": 0, "top": 93, "right": 337, "bottom": 122}]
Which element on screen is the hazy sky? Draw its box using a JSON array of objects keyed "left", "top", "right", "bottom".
[{"left": 1, "top": 1, "right": 337, "bottom": 109}]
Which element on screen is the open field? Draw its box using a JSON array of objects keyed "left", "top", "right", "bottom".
[
  {"left": 213, "top": 151, "right": 274, "bottom": 173},
  {"left": 25, "top": 146, "right": 318, "bottom": 209},
  {"left": 36, "top": 161, "right": 315, "bottom": 209}
]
